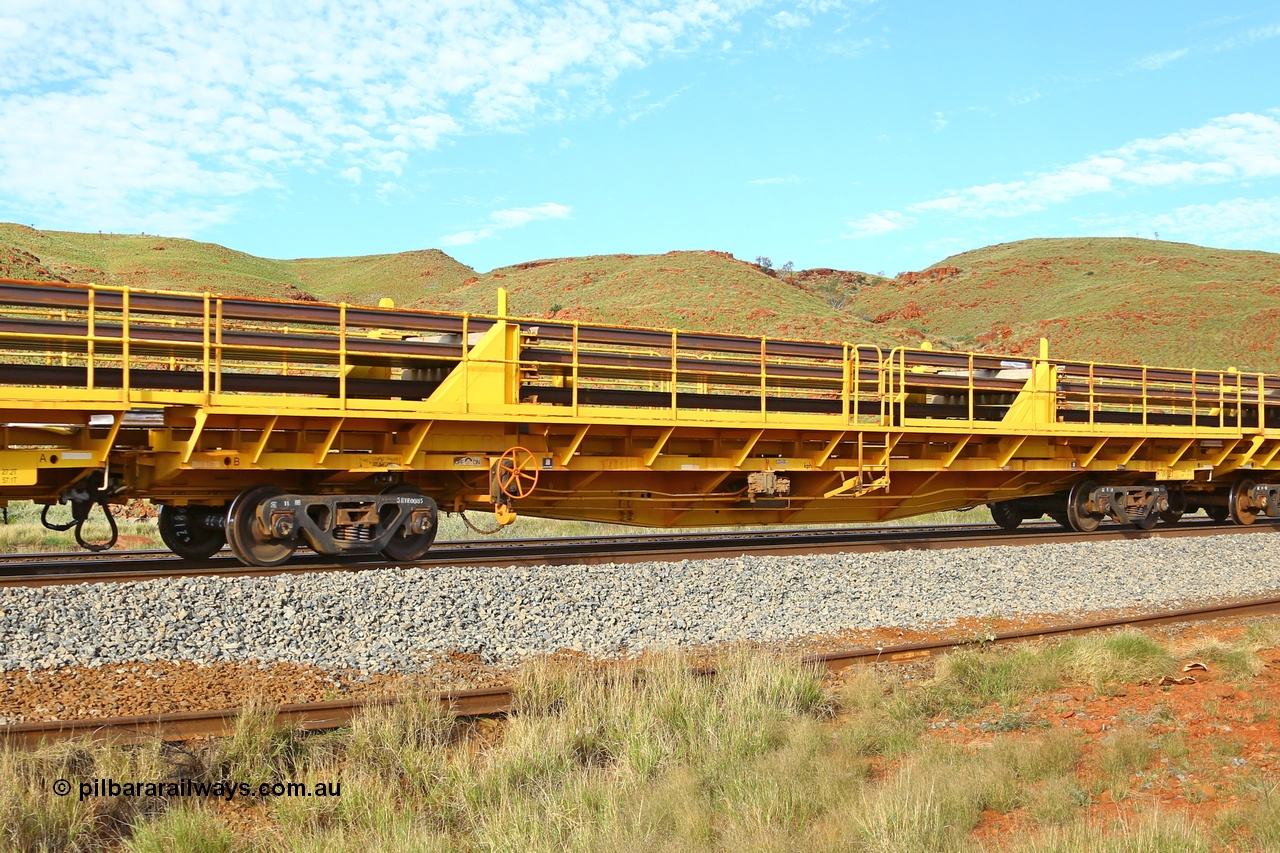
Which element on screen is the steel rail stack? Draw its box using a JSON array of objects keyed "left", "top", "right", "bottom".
[{"left": 0, "top": 277, "right": 1276, "bottom": 566}]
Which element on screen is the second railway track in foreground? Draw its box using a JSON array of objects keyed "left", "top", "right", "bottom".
[
  {"left": 6, "top": 586, "right": 1280, "bottom": 749},
  {"left": 3, "top": 519, "right": 1278, "bottom": 746},
  {"left": 2, "top": 518, "right": 1278, "bottom": 587}
]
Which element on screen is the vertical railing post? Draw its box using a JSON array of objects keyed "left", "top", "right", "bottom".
[
  {"left": 967, "top": 352, "right": 975, "bottom": 426},
  {"left": 86, "top": 288, "right": 95, "bottom": 390},
  {"left": 670, "top": 329, "right": 678, "bottom": 418},
  {"left": 461, "top": 314, "right": 470, "bottom": 415},
  {"left": 338, "top": 302, "right": 348, "bottom": 407},
  {"left": 1257, "top": 373, "right": 1266, "bottom": 431},
  {"left": 1237, "top": 371, "right": 1244, "bottom": 432},
  {"left": 881, "top": 348, "right": 893, "bottom": 427},
  {"left": 899, "top": 350, "right": 907, "bottom": 425},
  {"left": 881, "top": 349, "right": 891, "bottom": 427},
  {"left": 1182, "top": 366, "right": 1192, "bottom": 432},
  {"left": 202, "top": 293, "right": 211, "bottom": 399},
  {"left": 1087, "top": 363, "right": 1095, "bottom": 428},
  {"left": 759, "top": 337, "right": 768, "bottom": 421},
  {"left": 1141, "top": 366, "right": 1148, "bottom": 428},
  {"left": 571, "top": 321, "right": 580, "bottom": 417},
  {"left": 120, "top": 288, "right": 130, "bottom": 401},
  {"left": 853, "top": 347, "right": 862, "bottom": 425},
  {"left": 880, "top": 348, "right": 888, "bottom": 426},
  {"left": 841, "top": 343, "right": 851, "bottom": 423},
  {"left": 1218, "top": 372, "right": 1225, "bottom": 429},
  {"left": 214, "top": 298, "right": 224, "bottom": 396}
]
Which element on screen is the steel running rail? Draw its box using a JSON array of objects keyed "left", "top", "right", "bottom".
[
  {"left": 7, "top": 590, "right": 1280, "bottom": 748},
  {"left": 2, "top": 519, "right": 1276, "bottom": 587}
]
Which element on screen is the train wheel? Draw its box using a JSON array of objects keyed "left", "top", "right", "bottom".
[
  {"left": 158, "top": 505, "right": 225, "bottom": 561},
  {"left": 1048, "top": 512, "right": 1072, "bottom": 530},
  {"left": 380, "top": 485, "right": 438, "bottom": 562},
  {"left": 1066, "top": 479, "right": 1101, "bottom": 533},
  {"left": 1230, "top": 478, "right": 1259, "bottom": 525},
  {"left": 1206, "top": 504, "right": 1230, "bottom": 523},
  {"left": 1158, "top": 488, "right": 1186, "bottom": 527},
  {"left": 225, "top": 485, "right": 297, "bottom": 567},
  {"left": 988, "top": 501, "right": 1022, "bottom": 531}
]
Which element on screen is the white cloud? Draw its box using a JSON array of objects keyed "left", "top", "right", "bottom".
[
  {"left": 1214, "top": 22, "right": 1280, "bottom": 51},
  {"left": 770, "top": 11, "right": 810, "bottom": 28},
  {"left": 0, "top": 0, "right": 768, "bottom": 232},
  {"left": 1133, "top": 48, "right": 1188, "bottom": 71},
  {"left": 1082, "top": 196, "right": 1280, "bottom": 246},
  {"left": 846, "top": 111, "right": 1280, "bottom": 231},
  {"left": 441, "top": 202, "right": 572, "bottom": 246},
  {"left": 620, "top": 86, "right": 690, "bottom": 125},
  {"left": 844, "top": 210, "right": 913, "bottom": 238},
  {"left": 930, "top": 111, "right": 949, "bottom": 132}
]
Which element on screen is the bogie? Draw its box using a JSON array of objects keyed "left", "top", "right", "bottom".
[{"left": 220, "top": 484, "right": 439, "bottom": 567}]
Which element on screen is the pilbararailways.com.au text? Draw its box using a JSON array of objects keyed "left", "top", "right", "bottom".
[{"left": 55, "top": 777, "right": 342, "bottom": 802}]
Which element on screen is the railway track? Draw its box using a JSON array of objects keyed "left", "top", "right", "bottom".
[
  {"left": 6, "top": 589, "right": 1280, "bottom": 748},
  {"left": 3, "top": 517, "right": 1277, "bottom": 587}
]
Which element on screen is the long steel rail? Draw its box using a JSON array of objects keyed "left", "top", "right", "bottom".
[
  {"left": 6, "top": 589, "right": 1280, "bottom": 748},
  {"left": 2, "top": 518, "right": 1276, "bottom": 587}
]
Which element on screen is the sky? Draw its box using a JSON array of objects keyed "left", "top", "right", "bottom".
[{"left": 2, "top": 1, "right": 1278, "bottom": 275}]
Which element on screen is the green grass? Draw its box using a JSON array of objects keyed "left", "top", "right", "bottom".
[
  {"left": 0, "top": 500, "right": 163, "bottom": 553},
  {"left": 927, "top": 631, "right": 1178, "bottom": 716},
  {"left": 1179, "top": 621, "right": 1280, "bottom": 682},
  {"left": 12, "top": 630, "right": 1280, "bottom": 852},
  {"left": 1, "top": 737, "right": 174, "bottom": 852},
  {"left": 122, "top": 808, "right": 238, "bottom": 853}
]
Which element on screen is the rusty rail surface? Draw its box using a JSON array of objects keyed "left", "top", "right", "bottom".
[
  {"left": 3, "top": 518, "right": 1276, "bottom": 588},
  {"left": 7, "top": 588, "right": 1280, "bottom": 748}
]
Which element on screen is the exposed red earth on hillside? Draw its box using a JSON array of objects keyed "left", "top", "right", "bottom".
[{"left": 4, "top": 224, "right": 1279, "bottom": 371}]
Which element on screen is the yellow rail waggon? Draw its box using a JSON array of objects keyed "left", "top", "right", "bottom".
[{"left": 0, "top": 278, "right": 1276, "bottom": 566}]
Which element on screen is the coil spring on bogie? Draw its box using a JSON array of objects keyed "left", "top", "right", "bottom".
[{"left": 334, "top": 524, "right": 374, "bottom": 542}]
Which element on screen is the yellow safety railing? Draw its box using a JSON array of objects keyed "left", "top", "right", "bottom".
[{"left": 0, "top": 280, "right": 1274, "bottom": 439}]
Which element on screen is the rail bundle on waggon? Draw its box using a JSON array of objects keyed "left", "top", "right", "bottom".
[{"left": 0, "top": 277, "right": 1276, "bottom": 566}]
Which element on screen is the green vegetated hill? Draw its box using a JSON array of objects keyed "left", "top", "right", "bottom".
[
  {"left": 3, "top": 222, "right": 1277, "bottom": 371},
  {"left": 0, "top": 223, "right": 476, "bottom": 306},
  {"left": 849, "top": 237, "right": 1280, "bottom": 372},
  {"left": 417, "top": 251, "right": 894, "bottom": 344}
]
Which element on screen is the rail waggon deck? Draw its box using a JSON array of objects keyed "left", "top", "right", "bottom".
[{"left": 0, "top": 277, "right": 1275, "bottom": 565}]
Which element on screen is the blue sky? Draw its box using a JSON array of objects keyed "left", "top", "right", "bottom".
[{"left": 2, "top": 1, "right": 1278, "bottom": 275}]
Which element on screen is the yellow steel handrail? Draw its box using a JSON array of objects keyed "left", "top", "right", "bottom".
[{"left": 0, "top": 280, "right": 1274, "bottom": 440}]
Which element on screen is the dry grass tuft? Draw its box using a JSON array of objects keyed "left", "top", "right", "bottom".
[{"left": 11, "top": 630, "right": 1278, "bottom": 851}]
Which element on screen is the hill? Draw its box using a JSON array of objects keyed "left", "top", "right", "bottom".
[
  {"left": 417, "top": 251, "right": 892, "bottom": 343},
  {"left": 849, "top": 237, "right": 1280, "bottom": 371},
  {"left": 0, "top": 224, "right": 477, "bottom": 305},
  {"left": 3, "top": 223, "right": 1278, "bottom": 371}
]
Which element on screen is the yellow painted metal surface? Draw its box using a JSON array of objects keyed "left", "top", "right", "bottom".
[{"left": 0, "top": 277, "right": 1275, "bottom": 526}]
